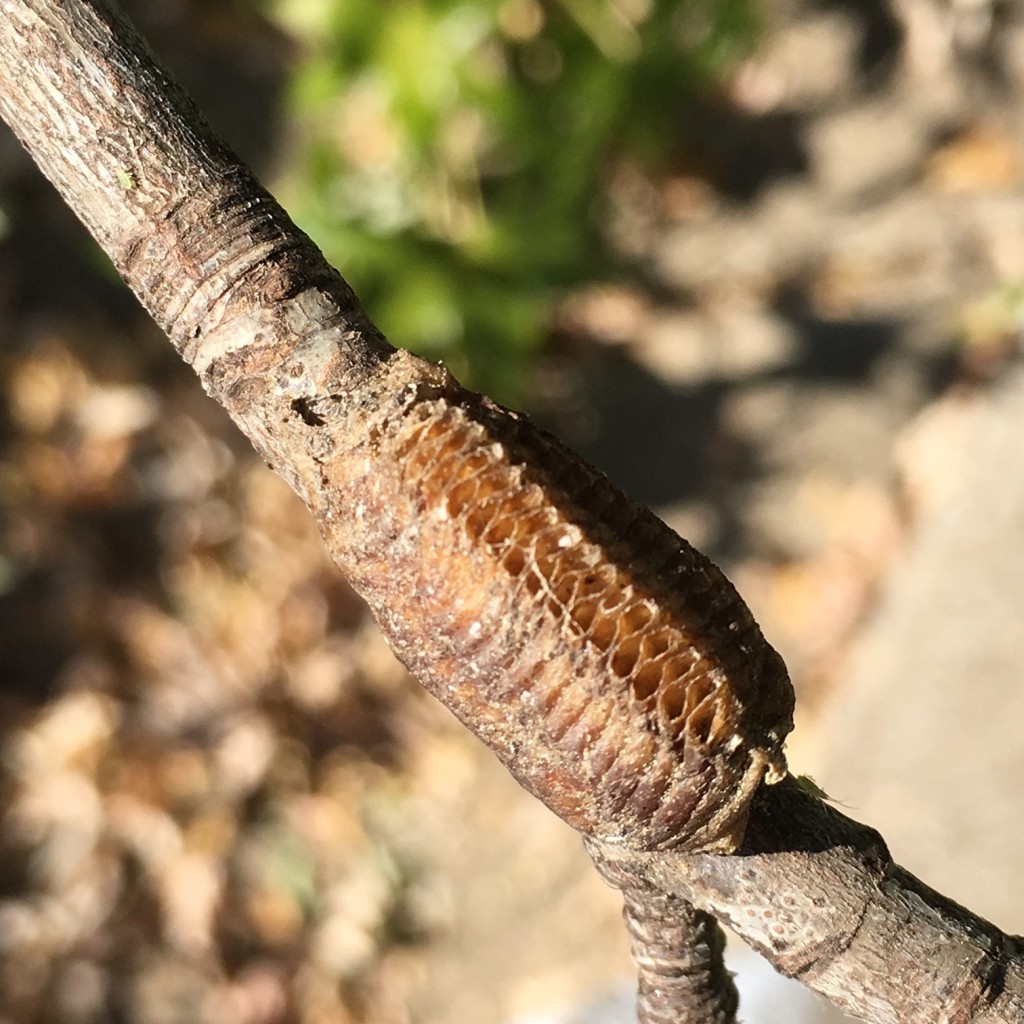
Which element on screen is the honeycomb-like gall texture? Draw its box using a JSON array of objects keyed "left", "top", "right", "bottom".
[{"left": 325, "top": 360, "right": 794, "bottom": 853}]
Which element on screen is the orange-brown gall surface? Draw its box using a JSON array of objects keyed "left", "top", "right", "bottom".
[{"left": 323, "top": 359, "right": 794, "bottom": 852}]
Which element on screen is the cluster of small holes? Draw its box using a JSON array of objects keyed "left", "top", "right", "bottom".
[{"left": 392, "top": 400, "right": 738, "bottom": 756}]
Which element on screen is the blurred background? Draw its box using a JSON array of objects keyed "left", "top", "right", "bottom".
[{"left": 2, "top": 0, "right": 1024, "bottom": 1022}]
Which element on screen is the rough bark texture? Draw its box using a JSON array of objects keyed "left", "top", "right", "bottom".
[
  {"left": 1, "top": 2, "right": 1023, "bottom": 1023},
  {"left": 592, "top": 778, "right": 1024, "bottom": 1024},
  {"left": 590, "top": 840, "right": 740, "bottom": 1024}
]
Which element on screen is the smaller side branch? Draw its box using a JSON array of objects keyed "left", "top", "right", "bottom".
[{"left": 589, "top": 839, "right": 738, "bottom": 1024}]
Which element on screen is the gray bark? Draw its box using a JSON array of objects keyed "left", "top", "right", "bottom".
[
  {"left": 591, "top": 778, "right": 1024, "bottom": 1023},
  {"left": 1, "top": 2, "right": 1022, "bottom": 1022}
]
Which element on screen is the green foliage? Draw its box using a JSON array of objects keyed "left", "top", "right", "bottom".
[
  {"left": 264, "top": 0, "right": 760, "bottom": 398},
  {"left": 793, "top": 774, "right": 833, "bottom": 803}
]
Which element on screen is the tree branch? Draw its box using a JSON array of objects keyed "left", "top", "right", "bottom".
[
  {"left": 591, "top": 777, "right": 1024, "bottom": 1023},
  {"left": 1, "top": 2, "right": 1022, "bottom": 1023},
  {"left": 590, "top": 843, "right": 739, "bottom": 1024}
]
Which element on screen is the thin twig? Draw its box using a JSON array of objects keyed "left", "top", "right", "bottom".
[{"left": 589, "top": 839, "right": 738, "bottom": 1024}]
